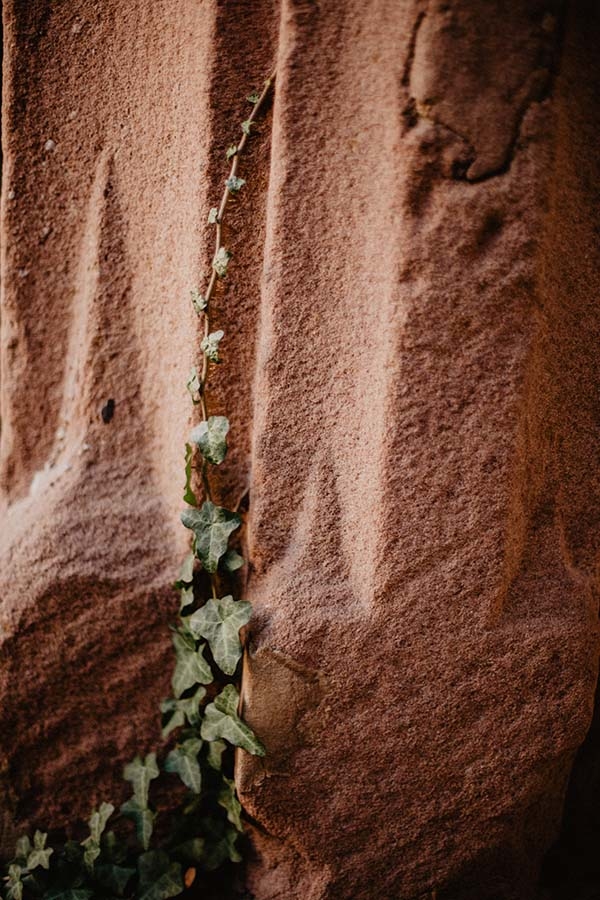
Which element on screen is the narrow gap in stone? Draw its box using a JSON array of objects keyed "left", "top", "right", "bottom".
[{"left": 540, "top": 676, "right": 600, "bottom": 898}]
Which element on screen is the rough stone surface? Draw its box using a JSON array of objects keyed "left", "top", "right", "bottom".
[{"left": 1, "top": 1, "right": 600, "bottom": 899}]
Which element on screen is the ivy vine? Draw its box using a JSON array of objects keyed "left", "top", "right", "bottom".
[{"left": 1, "top": 70, "right": 275, "bottom": 900}]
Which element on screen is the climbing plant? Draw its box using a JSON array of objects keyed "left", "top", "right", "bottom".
[{"left": 1, "top": 70, "right": 275, "bottom": 900}]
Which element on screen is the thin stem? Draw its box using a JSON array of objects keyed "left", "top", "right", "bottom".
[
  {"left": 196, "top": 70, "right": 276, "bottom": 509},
  {"left": 202, "top": 69, "right": 275, "bottom": 321},
  {"left": 200, "top": 459, "right": 212, "bottom": 503},
  {"left": 233, "top": 483, "right": 250, "bottom": 514}
]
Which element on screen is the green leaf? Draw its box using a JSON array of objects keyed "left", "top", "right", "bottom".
[
  {"left": 190, "top": 288, "right": 207, "bottom": 313},
  {"left": 87, "top": 802, "right": 114, "bottom": 843},
  {"left": 226, "top": 145, "right": 237, "bottom": 160},
  {"left": 5, "top": 866, "right": 23, "bottom": 900},
  {"left": 81, "top": 802, "right": 114, "bottom": 870},
  {"left": 82, "top": 841, "right": 100, "bottom": 871},
  {"left": 139, "top": 867, "right": 184, "bottom": 900},
  {"left": 14, "top": 837, "right": 30, "bottom": 862},
  {"left": 95, "top": 863, "right": 135, "bottom": 896},
  {"left": 181, "top": 501, "right": 241, "bottom": 574},
  {"left": 171, "top": 634, "right": 212, "bottom": 697},
  {"left": 172, "top": 621, "right": 196, "bottom": 650},
  {"left": 241, "top": 120, "right": 253, "bottom": 136},
  {"left": 222, "top": 549, "right": 244, "bottom": 573},
  {"left": 190, "top": 416, "right": 229, "bottom": 465},
  {"left": 165, "top": 739, "right": 202, "bottom": 794},
  {"left": 177, "top": 553, "right": 195, "bottom": 586},
  {"left": 120, "top": 798, "right": 155, "bottom": 851},
  {"left": 212, "top": 247, "right": 231, "bottom": 278},
  {"left": 26, "top": 831, "right": 53, "bottom": 870},
  {"left": 186, "top": 367, "right": 201, "bottom": 401},
  {"left": 205, "top": 739, "right": 227, "bottom": 771},
  {"left": 101, "top": 830, "right": 128, "bottom": 865},
  {"left": 161, "top": 686, "right": 206, "bottom": 737},
  {"left": 6, "top": 881, "right": 23, "bottom": 900},
  {"left": 161, "top": 708, "right": 185, "bottom": 738},
  {"left": 225, "top": 176, "right": 245, "bottom": 193},
  {"left": 183, "top": 443, "right": 197, "bottom": 506},
  {"left": 189, "top": 596, "right": 251, "bottom": 675},
  {"left": 246, "top": 91, "right": 260, "bottom": 104},
  {"left": 200, "top": 685, "right": 265, "bottom": 756},
  {"left": 207, "top": 207, "right": 219, "bottom": 225},
  {"left": 62, "top": 839, "right": 85, "bottom": 865},
  {"left": 179, "top": 585, "right": 194, "bottom": 615},
  {"left": 218, "top": 777, "right": 243, "bottom": 832},
  {"left": 201, "top": 823, "right": 241, "bottom": 871},
  {"left": 172, "top": 838, "right": 204, "bottom": 864},
  {"left": 200, "top": 329, "right": 224, "bottom": 363},
  {"left": 45, "top": 891, "right": 93, "bottom": 900},
  {"left": 137, "top": 852, "right": 183, "bottom": 900},
  {"left": 123, "top": 753, "right": 159, "bottom": 808}
]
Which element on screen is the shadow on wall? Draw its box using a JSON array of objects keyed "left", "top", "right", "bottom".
[
  {"left": 542, "top": 680, "right": 600, "bottom": 899},
  {"left": 539, "top": 2, "right": 600, "bottom": 896}
]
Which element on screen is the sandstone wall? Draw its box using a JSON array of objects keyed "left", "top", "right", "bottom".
[{"left": 1, "top": 2, "right": 599, "bottom": 899}]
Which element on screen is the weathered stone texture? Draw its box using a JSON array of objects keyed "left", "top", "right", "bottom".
[{"left": 1, "top": 1, "right": 599, "bottom": 899}]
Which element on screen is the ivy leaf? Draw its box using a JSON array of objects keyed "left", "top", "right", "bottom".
[
  {"left": 120, "top": 799, "right": 155, "bottom": 851},
  {"left": 241, "top": 120, "right": 253, "bottom": 136},
  {"left": 189, "top": 596, "right": 251, "bottom": 676},
  {"left": 200, "top": 329, "right": 224, "bottom": 363},
  {"left": 200, "top": 822, "right": 241, "bottom": 871},
  {"left": 165, "top": 739, "right": 202, "bottom": 794},
  {"left": 26, "top": 831, "right": 53, "bottom": 870},
  {"left": 123, "top": 753, "right": 159, "bottom": 808},
  {"left": 82, "top": 841, "right": 100, "bottom": 871},
  {"left": 183, "top": 443, "right": 197, "bottom": 507},
  {"left": 218, "top": 777, "right": 243, "bottom": 832},
  {"left": 45, "top": 892, "right": 93, "bottom": 900},
  {"left": 206, "top": 739, "right": 226, "bottom": 771},
  {"left": 172, "top": 621, "right": 198, "bottom": 651},
  {"left": 225, "top": 176, "right": 245, "bottom": 193},
  {"left": 222, "top": 549, "right": 244, "bottom": 573},
  {"left": 171, "top": 634, "right": 212, "bottom": 698},
  {"left": 181, "top": 501, "right": 241, "bottom": 574},
  {"left": 61, "top": 839, "right": 85, "bottom": 865},
  {"left": 138, "top": 851, "right": 168, "bottom": 885},
  {"left": 80, "top": 802, "right": 114, "bottom": 870},
  {"left": 212, "top": 247, "right": 231, "bottom": 278},
  {"left": 13, "top": 837, "right": 30, "bottom": 862},
  {"left": 190, "top": 416, "right": 229, "bottom": 465},
  {"left": 246, "top": 91, "right": 260, "bottom": 104},
  {"left": 200, "top": 685, "right": 265, "bottom": 756},
  {"left": 179, "top": 586, "right": 194, "bottom": 615},
  {"left": 190, "top": 288, "right": 207, "bottom": 313},
  {"left": 225, "top": 145, "right": 237, "bottom": 160},
  {"left": 172, "top": 838, "right": 204, "bottom": 864},
  {"left": 95, "top": 863, "right": 135, "bottom": 896},
  {"left": 86, "top": 802, "right": 114, "bottom": 844},
  {"left": 137, "top": 851, "right": 183, "bottom": 900},
  {"left": 6, "top": 882, "right": 23, "bottom": 900},
  {"left": 140, "top": 866, "right": 184, "bottom": 900},
  {"left": 207, "top": 207, "right": 219, "bottom": 225},
  {"left": 5, "top": 865, "right": 23, "bottom": 900},
  {"left": 176, "top": 553, "right": 195, "bottom": 587},
  {"left": 186, "top": 367, "right": 201, "bottom": 402},
  {"left": 161, "top": 686, "right": 206, "bottom": 737},
  {"left": 161, "top": 705, "right": 185, "bottom": 738},
  {"left": 101, "top": 830, "right": 128, "bottom": 865}
]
